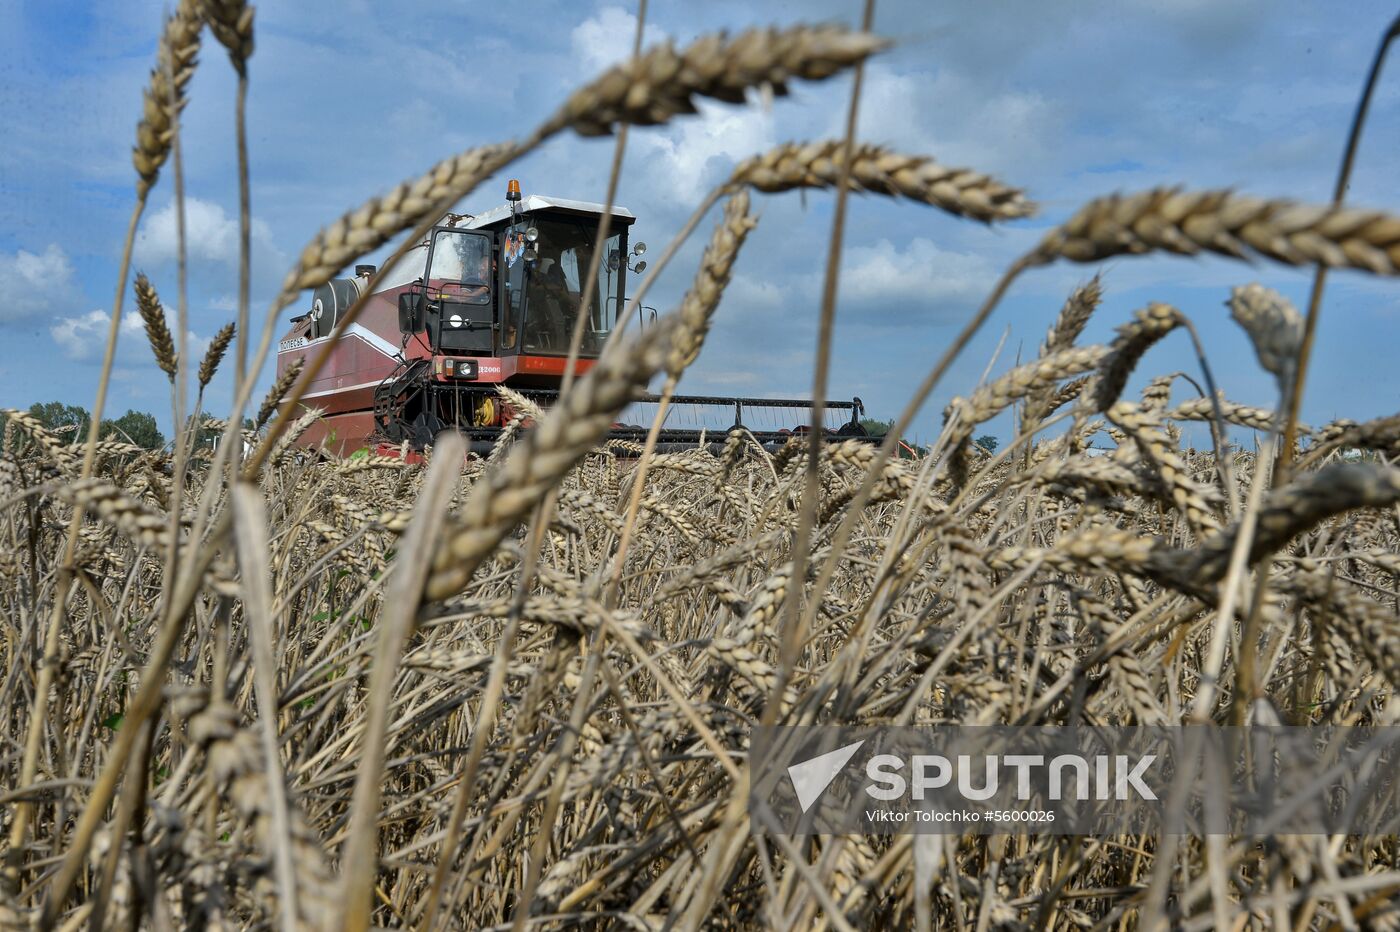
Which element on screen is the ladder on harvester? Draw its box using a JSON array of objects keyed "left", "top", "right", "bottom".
[{"left": 372, "top": 358, "right": 431, "bottom": 445}]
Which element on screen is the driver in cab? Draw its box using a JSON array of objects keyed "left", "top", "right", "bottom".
[{"left": 432, "top": 241, "right": 492, "bottom": 302}]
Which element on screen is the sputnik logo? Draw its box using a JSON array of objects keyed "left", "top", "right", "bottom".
[{"left": 787, "top": 740, "right": 866, "bottom": 812}]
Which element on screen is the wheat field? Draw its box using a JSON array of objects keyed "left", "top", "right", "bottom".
[{"left": 4, "top": 3, "right": 1400, "bottom": 929}]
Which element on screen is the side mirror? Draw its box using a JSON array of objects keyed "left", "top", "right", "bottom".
[{"left": 398, "top": 291, "right": 425, "bottom": 333}]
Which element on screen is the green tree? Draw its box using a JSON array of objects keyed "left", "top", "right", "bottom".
[
  {"left": 182, "top": 414, "right": 256, "bottom": 449},
  {"left": 974, "top": 433, "right": 999, "bottom": 453},
  {"left": 27, "top": 401, "right": 91, "bottom": 443},
  {"left": 860, "top": 417, "right": 894, "bottom": 437},
  {"left": 102, "top": 409, "right": 165, "bottom": 449},
  {"left": 183, "top": 414, "right": 221, "bottom": 449}
]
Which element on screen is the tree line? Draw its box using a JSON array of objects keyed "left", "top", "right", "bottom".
[
  {"left": 859, "top": 417, "right": 998, "bottom": 458},
  {"left": 20, "top": 401, "right": 254, "bottom": 451}
]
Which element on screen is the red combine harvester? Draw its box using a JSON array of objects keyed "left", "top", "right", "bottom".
[{"left": 276, "top": 181, "right": 868, "bottom": 457}]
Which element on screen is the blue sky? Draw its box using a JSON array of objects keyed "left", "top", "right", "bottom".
[{"left": 3, "top": 1, "right": 1400, "bottom": 446}]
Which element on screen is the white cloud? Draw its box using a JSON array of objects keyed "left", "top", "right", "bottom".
[
  {"left": 50, "top": 309, "right": 139, "bottom": 360},
  {"left": 49, "top": 307, "right": 210, "bottom": 365},
  {"left": 726, "top": 274, "right": 785, "bottom": 312},
  {"left": 852, "top": 66, "right": 1063, "bottom": 179},
  {"left": 570, "top": 6, "right": 667, "bottom": 75},
  {"left": 840, "top": 237, "right": 996, "bottom": 312},
  {"left": 594, "top": 98, "right": 777, "bottom": 210},
  {"left": 134, "top": 197, "right": 277, "bottom": 267},
  {"left": 0, "top": 244, "right": 78, "bottom": 322}
]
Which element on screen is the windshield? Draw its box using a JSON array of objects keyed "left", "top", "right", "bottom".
[
  {"left": 516, "top": 219, "right": 621, "bottom": 355},
  {"left": 427, "top": 229, "right": 492, "bottom": 305}
]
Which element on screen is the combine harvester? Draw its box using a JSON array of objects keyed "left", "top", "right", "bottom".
[{"left": 277, "top": 180, "right": 869, "bottom": 457}]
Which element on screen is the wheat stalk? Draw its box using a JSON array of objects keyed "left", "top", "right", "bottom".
[{"left": 666, "top": 191, "right": 757, "bottom": 382}]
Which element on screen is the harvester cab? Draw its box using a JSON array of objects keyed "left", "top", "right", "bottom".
[
  {"left": 275, "top": 179, "right": 867, "bottom": 457},
  {"left": 398, "top": 187, "right": 639, "bottom": 363}
]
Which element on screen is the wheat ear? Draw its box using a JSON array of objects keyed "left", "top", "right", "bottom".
[
  {"left": 197, "top": 323, "right": 234, "bottom": 390},
  {"left": 1227, "top": 283, "right": 1304, "bottom": 397},
  {"left": 197, "top": 0, "right": 253, "bottom": 73},
  {"left": 133, "top": 274, "right": 178, "bottom": 381},
  {"left": 255, "top": 359, "right": 302, "bottom": 429},
  {"left": 1154, "top": 461, "right": 1400, "bottom": 584},
  {"left": 1167, "top": 396, "right": 1298, "bottom": 434},
  {"left": 544, "top": 27, "right": 889, "bottom": 138},
  {"left": 1087, "top": 303, "right": 1186, "bottom": 412},
  {"left": 608, "top": 193, "right": 758, "bottom": 602},
  {"left": 133, "top": 0, "right": 202, "bottom": 199},
  {"left": 1305, "top": 412, "right": 1400, "bottom": 468},
  {"left": 1031, "top": 187, "right": 1400, "bottom": 273},
  {"left": 1022, "top": 277, "right": 1103, "bottom": 433},
  {"left": 729, "top": 140, "right": 1034, "bottom": 222},
  {"left": 280, "top": 27, "right": 885, "bottom": 304},
  {"left": 945, "top": 346, "right": 1106, "bottom": 486},
  {"left": 279, "top": 142, "right": 522, "bottom": 300}
]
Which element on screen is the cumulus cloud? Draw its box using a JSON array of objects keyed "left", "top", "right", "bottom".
[
  {"left": 566, "top": 8, "right": 771, "bottom": 207},
  {"left": 50, "top": 307, "right": 210, "bottom": 365},
  {"left": 570, "top": 6, "right": 666, "bottom": 74},
  {"left": 0, "top": 244, "right": 78, "bottom": 322},
  {"left": 49, "top": 309, "right": 139, "bottom": 360},
  {"left": 839, "top": 237, "right": 996, "bottom": 321},
  {"left": 134, "top": 197, "right": 277, "bottom": 267},
  {"left": 726, "top": 274, "right": 786, "bottom": 312},
  {"left": 852, "top": 66, "right": 1063, "bottom": 180},
  {"left": 633, "top": 102, "right": 776, "bottom": 206}
]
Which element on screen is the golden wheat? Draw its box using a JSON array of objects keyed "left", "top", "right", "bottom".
[{"left": 6, "top": 11, "right": 1400, "bottom": 932}]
